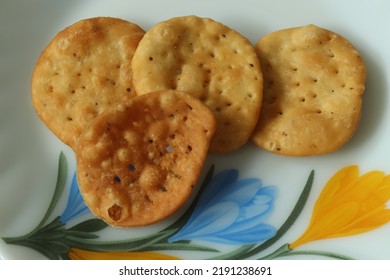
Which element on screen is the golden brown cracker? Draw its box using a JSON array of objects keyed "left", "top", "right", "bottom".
[
  {"left": 32, "top": 17, "right": 145, "bottom": 148},
  {"left": 252, "top": 24, "right": 366, "bottom": 156},
  {"left": 75, "top": 90, "right": 216, "bottom": 227},
  {"left": 131, "top": 15, "right": 263, "bottom": 153}
]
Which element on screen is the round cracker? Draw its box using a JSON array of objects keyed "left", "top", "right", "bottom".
[
  {"left": 131, "top": 15, "right": 263, "bottom": 153},
  {"left": 252, "top": 25, "right": 366, "bottom": 156},
  {"left": 75, "top": 90, "right": 216, "bottom": 227},
  {"left": 32, "top": 17, "right": 145, "bottom": 148}
]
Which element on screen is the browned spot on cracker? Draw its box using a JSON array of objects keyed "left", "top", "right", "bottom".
[{"left": 108, "top": 204, "right": 123, "bottom": 221}]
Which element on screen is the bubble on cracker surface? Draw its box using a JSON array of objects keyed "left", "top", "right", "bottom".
[{"left": 76, "top": 90, "right": 216, "bottom": 226}]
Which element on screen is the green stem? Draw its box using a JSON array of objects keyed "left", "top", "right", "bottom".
[
  {"left": 64, "top": 228, "right": 177, "bottom": 252},
  {"left": 208, "top": 245, "right": 255, "bottom": 260},
  {"left": 34, "top": 152, "right": 68, "bottom": 232},
  {"left": 144, "top": 242, "right": 219, "bottom": 252},
  {"left": 278, "top": 249, "right": 353, "bottom": 260},
  {"left": 258, "top": 244, "right": 353, "bottom": 260},
  {"left": 258, "top": 244, "right": 291, "bottom": 260}
]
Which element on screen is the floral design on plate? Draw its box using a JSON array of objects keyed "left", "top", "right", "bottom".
[
  {"left": 2, "top": 152, "right": 390, "bottom": 259},
  {"left": 60, "top": 173, "right": 90, "bottom": 224},
  {"left": 168, "top": 169, "right": 277, "bottom": 244}
]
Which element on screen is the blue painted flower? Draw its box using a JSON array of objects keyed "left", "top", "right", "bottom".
[
  {"left": 60, "top": 172, "right": 90, "bottom": 224},
  {"left": 168, "top": 169, "right": 277, "bottom": 244}
]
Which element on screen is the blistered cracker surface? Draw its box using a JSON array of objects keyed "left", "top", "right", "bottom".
[
  {"left": 252, "top": 25, "right": 366, "bottom": 156},
  {"left": 32, "top": 17, "right": 145, "bottom": 148},
  {"left": 131, "top": 15, "right": 263, "bottom": 153},
  {"left": 76, "top": 90, "right": 216, "bottom": 227}
]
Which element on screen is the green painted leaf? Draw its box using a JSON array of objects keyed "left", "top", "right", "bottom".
[
  {"left": 65, "top": 231, "right": 99, "bottom": 239},
  {"left": 23, "top": 153, "right": 68, "bottom": 239},
  {"left": 35, "top": 216, "right": 63, "bottom": 234},
  {"left": 67, "top": 219, "right": 108, "bottom": 232},
  {"left": 45, "top": 241, "right": 70, "bottom": 255},
  {"left": 64, "top": 228, "right": 176, "bottom": 252},
  {"left": 2, "top": 154, "right": 68, "bottom": 243},
  {"left": 169, "top": 240, "right": 191, "bottom": 244},
  {"left": 32, "top": 231, "right": 67, "bottom": 241},
  {"left": 145, "top": 242, "right": 219, "bottom": 252},
  {"left": 9, "top": 240, "right": 62, "bottom": 260},
  {"left": 36, "top": 152, "right": 68, "bottom": 231}
]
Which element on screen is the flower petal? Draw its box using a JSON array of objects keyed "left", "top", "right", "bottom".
[
  {"left": 291, "top": 166, "right": 390, "bottom": 250},
  {"left": 60, "top": 173, "right": 90, "bottom": 223},
  {"left": 216, "top": 178, "right": 263, "bottom": 206},
  {"left": 223, "top": 212, "right": 273, "bottom": 235},
  {"left": 311, "top": 166, "right": 358, "bottom": 221},
  {"left": 291, "top": 201, "right": 360, "bottom": 248},
  {"left": 205, "top": 223, "right": 276, "bottom": 244},
  {"left": 334, "top": 171, "right": 385, "bottom": 205},
  {"left": 238, "top": 186, "right": 276, "bottom": 222},
  {"left": 193, "top": 169, "right": 239, "bottom": 215},
  {"left": 169, "top": 169, "right": 277, "bottom": 244},
  {"left": 168, "top": 202, "right": 239, "bottom": 242},
  {"left": 360, "top": 176, "right": 390, "bottom": 213},
  {"left": 331, "top": 208, "right": 390, "bottom": 238}
]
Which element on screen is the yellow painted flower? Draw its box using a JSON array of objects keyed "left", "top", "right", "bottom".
[
  {"left": 69, "top": 248, "right": 181, "bottom": 260},
  {"left": 290, "top": 165, "right": 390, "bottom": 249}
]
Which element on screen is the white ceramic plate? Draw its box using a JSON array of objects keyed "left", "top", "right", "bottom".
[{"left": 1, "top": 0, "right": 390, "bottom": 260}]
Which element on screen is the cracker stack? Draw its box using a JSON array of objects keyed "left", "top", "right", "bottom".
[{"left": 32, "top": 17, "right": 366, "bottom": 226}]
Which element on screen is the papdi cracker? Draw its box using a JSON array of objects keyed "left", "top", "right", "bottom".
[
  {"left": 32, "top": 17, "right": 145, "bottom": 148},
  {"left": 252, "top": 24, "right": 366, "bottom": 156},
  {"left": 75, "top": 90, "right": 216, "bottom": 226},
  {"left": 131, "top": 15, "right": 263, "bottom": 153}
]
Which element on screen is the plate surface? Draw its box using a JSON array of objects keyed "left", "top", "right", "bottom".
[{"left": 1, "top": 0, "right": 390, "bottom": 260}]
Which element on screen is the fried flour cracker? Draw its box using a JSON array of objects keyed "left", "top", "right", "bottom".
[
  {"left": 75, "top": 90, "right": 216, "bottom": 226},
  {"left": 32, "top": 17, "right": 145, "bottom": 148},
  {"left": 252, "top": 25, "right": 366, "bottom": 156},
  {"left": 131, "top": 15, "right": 263, "bottom": 153}
]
